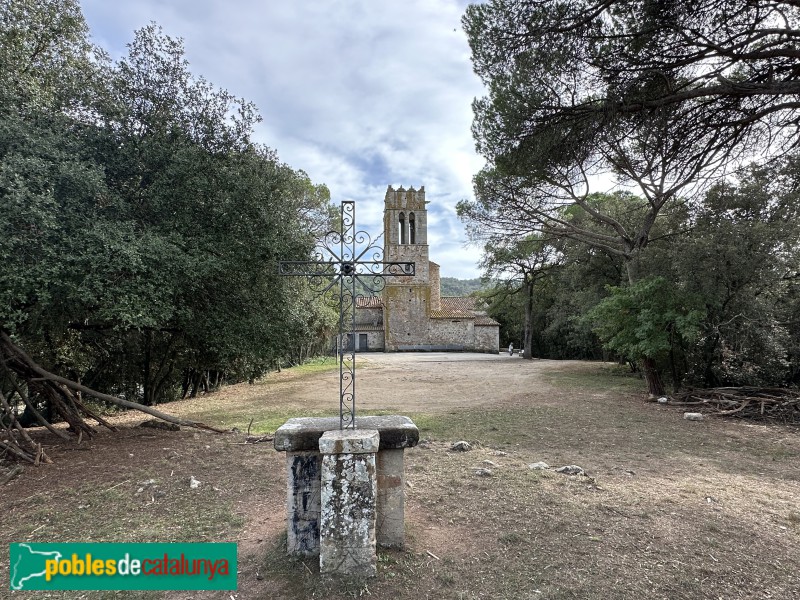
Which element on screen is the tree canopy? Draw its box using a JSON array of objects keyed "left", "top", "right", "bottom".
[
  {"left": 460, "top": 0, "right": 800, "bottom": 395},
  {"left": 461, "top": 0, "right": 800, "bottom": 278},
  {"left": 0, "top": 1, "right": 336, "bottom": 461}
]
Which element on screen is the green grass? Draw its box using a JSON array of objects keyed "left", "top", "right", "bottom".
[
  {"left": 408, "top": 405, "right": 592, "bottom": 449},
  {"left": 285, "top": 356, "right": 341, "bottom": 376},
  {"left": 539, "top": 363, "right": 644, "bottom": 393},
  {"left": 276, "top": 355, "right": 379, "bottom": 376}
]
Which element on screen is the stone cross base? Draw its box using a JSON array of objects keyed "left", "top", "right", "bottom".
[
  {"left": 319, "top": 429, "right": 379, "bottom": 577},
  {"left": 285, "top": 451, "right": 321, "bottom": 555},
  {"left": 274, "top": 415, "right": 419, "bottom": 563}
]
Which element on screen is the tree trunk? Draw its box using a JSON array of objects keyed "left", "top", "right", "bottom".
[
  {"left": 151, "top": 361, "right": 174, "bottom": 405},
  {"left": 523, "top": 278, "right": 535, "bottom": 360},
  {"left": 641, "top": 356, "right": 665, "bottom": 396},
  {"left": 626, "top": 251, "right": 666, "bottom": 395},
  {"left": 669, "top": 328, "right": 680, "bottom": 392},
  {"left": 189, "top": 371, "right": 201, "bottom": 398},
  {"left": 143, "top": 330, "right": 153, "bottom": 405},
  {"left": 181, "top": 369, "right": 192, "bottom": 399}
]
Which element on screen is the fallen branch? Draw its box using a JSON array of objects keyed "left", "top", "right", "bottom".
[
  {"left": 0, "top": 332, "right": 230, "bottom": 465},
  {"left": 2, "top": 332, "right": 227, "bottom": 434},
  {"left": 0, "top": 390, "right": 51, "bottom": 463},
  {"left": 1, "top": 464, "right": 24, "bottom": 485},
  {"left": 2, "top": 363, "right": 69, "bottom": 440},
  {"left": 670, "top": 387, "right": 800, "bottom": 424},
  {"left": 244, "top": 435, "right": 274, "bottom": 444},
  {"left": 0, "top": 440, "right": 36, "bottom": 463}
]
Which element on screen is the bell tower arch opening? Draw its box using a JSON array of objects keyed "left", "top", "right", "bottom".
[{"left": 383, "top": 185, "right": 429, "bottom": 286}]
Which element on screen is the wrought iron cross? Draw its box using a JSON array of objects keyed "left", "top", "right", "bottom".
[{"left": 279, "top": 201, "right": 414, "bottom": 429}]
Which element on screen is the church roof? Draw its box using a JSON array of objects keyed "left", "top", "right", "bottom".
[
  {"left": 431, "top": 297, "right": 500, "bottom": 326},
  {"left": 474, "top": 314, "right": 500, "bottom": 326},
  {"left": 353, "top": 324, "right": 384, "bottom": 332},
  {"left": 355, "top": 294, "right": 500, "bottom": 326},
  {"left": 355, "top": 296, "right": 383, "bottom": 308},
  {"left": 440, "top": 297, "right": 480, "bottom": 313}
]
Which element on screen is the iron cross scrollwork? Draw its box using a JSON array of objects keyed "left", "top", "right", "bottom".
[{"left": 279, "top": 201, "right": 415, "bottom": 429}]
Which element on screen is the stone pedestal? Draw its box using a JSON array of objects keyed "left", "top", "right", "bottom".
[
  {"left": 319, "top": 429, "right": 379, "bottom": 577},
  {"left": 286, "top": 451, "right": 321, "bottom": 555},
  {"left": 274, "top": 415, "right": 418, "bottom": 556},
  {"left": 376, "top": 448, "right": 406, "bottom": 548}
]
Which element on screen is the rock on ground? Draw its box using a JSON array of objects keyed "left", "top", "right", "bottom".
[{"left": 555, "top": 465, "right": 585, "bottom": 476}]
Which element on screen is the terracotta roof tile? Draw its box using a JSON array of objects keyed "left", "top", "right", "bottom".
[
  {"left": 475, "top": 315, "right": 500, "bottom": 326},
  {"left": 430, "top": 309, "right": 474, "bottom": 319},
  {"left": 355, "top": 294, "right": 499, "bottom": 326},
  {"left": 429, "top": 296, "right": 499, "bottom": 325},
  {"left": 441, "top": 297, "right": 479, "bottom": 312},
  {"left": 356, "top": 296, "right": 383, "bottom": 308},
  {"left": 353, "top": 324, "right": 384, "bottom": 331}
]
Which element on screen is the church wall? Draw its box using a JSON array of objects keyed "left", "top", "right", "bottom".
[
  {"left": 412, "top": 211, "right": 428, "bottom": 245},
  {"left": 361, "top": 331, "right": 384, "bottom": 351},
  {"left": 385, "top": 245, "right": 429, "bottom": 287},
  {"left": 428, "top": 319, "right": 474, "bottom": 349},
  {"left": 383, "top": 285, "right": 431, "bottom": 351},
  {"left": 429, "top": 262, "right": 441, "bottom": 312},
  {"left": 355, "top": 307, "right": 383, "bottom": 327},
  {"left": 475, "top": 325, "right": 500, "bottom": 353}
]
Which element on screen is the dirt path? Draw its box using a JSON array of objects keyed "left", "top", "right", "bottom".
[
  {"left": 203, "top": 353, "right": 613, "bottom": 417},
  {"left": 356, "top": 353, "right": 569, "bottom": 412}
]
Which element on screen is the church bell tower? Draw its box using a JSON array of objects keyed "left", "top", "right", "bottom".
[
  {"left": 383, "top": 185, "right": 429, "bottom": 285},
  {"left": 383, "top": 185, "right": 432, "bottom": 350}
]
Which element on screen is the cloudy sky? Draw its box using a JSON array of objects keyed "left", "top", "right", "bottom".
[{"left": 80, "top": 0, "right": 487, "bottom": 279}]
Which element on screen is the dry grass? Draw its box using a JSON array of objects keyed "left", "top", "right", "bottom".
[{"left": 2, "top": 355, "right": 799, "bottom": 599}]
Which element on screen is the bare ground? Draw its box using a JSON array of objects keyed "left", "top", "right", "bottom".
[{"left": 3, "top": 353, "right": 800, "bottom": 599}]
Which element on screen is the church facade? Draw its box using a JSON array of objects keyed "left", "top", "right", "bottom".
[{"left": 351, "top": 185, "right": 499, "bottom": 353}]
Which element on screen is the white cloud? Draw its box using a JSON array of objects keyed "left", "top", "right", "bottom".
[{"left": 80, "top": 0, "right": 487, "bottom": 277}]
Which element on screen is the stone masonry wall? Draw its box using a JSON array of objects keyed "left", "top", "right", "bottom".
[
  {"left": 429, "top": 262, "right": 441, "bottom": 312},
  {"left": 356, "top": 307, "right": 383, "bottom": 327},
  {"left": 383, "top": 284, "right": 431, "bottom": 351},
  {"left": 429, "top": 318, "right": 475, "bottom": 349},
  {"left": 475, "top": 324, "right": 500, "bottom": 353},
  {"left": 385, "top": 244, "right": 429, "bottom": 287},
  {"left": 361, "top": 331, "right": 384, "bottom": 351}
]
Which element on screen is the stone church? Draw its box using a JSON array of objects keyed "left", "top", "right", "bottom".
[{"left": 351, "top": 185, "right": 499, "bottom": 353}]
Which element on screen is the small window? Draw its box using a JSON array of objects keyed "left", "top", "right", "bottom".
[
  {"left": 409, "top": 212, "right": 416, "bottom": 244},
  {"left": 399, "top": 212, "right": 406, "bottom": 244}
]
